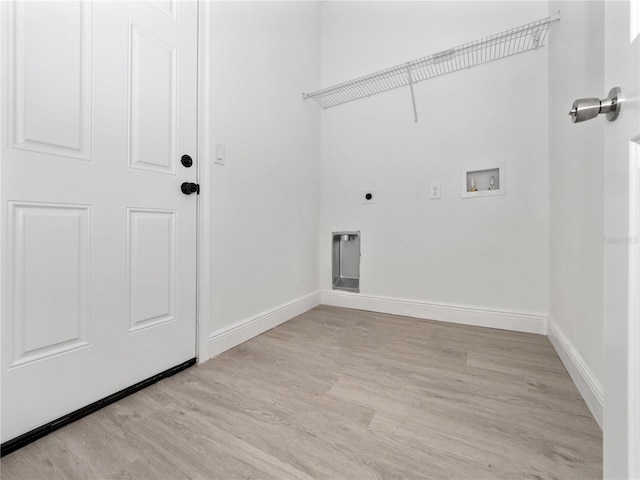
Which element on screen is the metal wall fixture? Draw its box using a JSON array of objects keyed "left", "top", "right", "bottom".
[
  {"left": 332, "top": 232, "right": 360, "bottom": 293},
  {"left": 303, "top": 15, "right": 560, "bottom": 122},
  {"left": 569, "top": 87, "right": 622, "bottom": 123}
]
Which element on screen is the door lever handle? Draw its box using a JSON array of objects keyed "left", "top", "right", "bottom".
[{"left": 181, "top": 182, "right": 199, "bottom": 195}]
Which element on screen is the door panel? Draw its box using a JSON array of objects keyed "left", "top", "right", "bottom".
[
  {"left": 1, "top": 0, "right": 198, "bottom": 443},
  {"left": 127, "top": 208, "right": 176, "bottom": 332},
  {"left": 7, "top": 202, "right": 91, "bottom": 367},
  {"left": 8, "top": 1, "right": 92, "bottom": 160},
  {"left": 603, "top": 0, "right": 640, "bottom": 477},
  {"left": 129, "top": 26, "right": 177, "bottom": 174}
]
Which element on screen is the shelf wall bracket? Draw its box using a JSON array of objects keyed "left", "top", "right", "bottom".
[{"left": 406, "top": 62, "right": 419, "bottom": 123}]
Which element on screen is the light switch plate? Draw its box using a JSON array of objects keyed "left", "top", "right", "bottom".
[{"left": 214, "top": 143, "right": 225, "bottom": 165}]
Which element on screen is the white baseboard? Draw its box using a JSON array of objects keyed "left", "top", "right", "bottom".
[
  {"left": 547, "top": 314, "right": 603, "bottom": 428},
  {"left": 207, "top": 291, "right": 321, "bottom": 359},
  {"left": 320, "top": 290, "right": 547, "bottom": 335}
]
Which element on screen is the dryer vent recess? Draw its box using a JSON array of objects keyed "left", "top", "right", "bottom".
[{"left": 332, "top": 232, "right": 360, "bottom": 293}]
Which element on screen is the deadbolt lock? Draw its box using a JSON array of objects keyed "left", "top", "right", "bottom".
[{"left": 181, "top": 155, "right": 193, "bottom": 168}]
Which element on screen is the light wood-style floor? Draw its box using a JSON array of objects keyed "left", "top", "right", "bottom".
[{"left": 1, "top": 306, "right": 602, "bottom": 479}]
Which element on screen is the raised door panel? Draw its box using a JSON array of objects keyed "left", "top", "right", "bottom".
[
  {"left": 6, "top": 202, "right": 90, "bottom": 368},
  {"left": 128, "top": 27, "right": 176, "bottom": 175},
  {"left": 8, "top": 2, "right": 91, "bottom": 160},
  {"left": 146, "top": 0, "right": 177, "bottom": 22},
  {"left": 127, "top": 209, "right": 176, "bottom": 332}
]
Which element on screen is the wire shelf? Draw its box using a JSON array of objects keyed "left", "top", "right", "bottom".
[{"left": 303, "top": 15, "right": 559, "bottom": 115}]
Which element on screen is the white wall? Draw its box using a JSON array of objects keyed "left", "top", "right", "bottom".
[
  {"left": 547, "top": 1, "right": 604, "bottom": 425},
  {"left": 319, "top": 2, "right": 549, "bottom": 322},
  {"left": 209, "top": 2, "right": 321, "bottom": 335}
]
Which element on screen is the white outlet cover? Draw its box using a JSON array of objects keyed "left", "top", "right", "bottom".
[
  {"left": 362, "top": 189, "right": 376, "bottom": 204},
  {"left": 430, "top": 182, "right": 441, "bottom": 199}
]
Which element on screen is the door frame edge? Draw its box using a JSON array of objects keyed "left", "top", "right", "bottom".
[
  {"left": 629, "top": 137, "right": 640, "bottom": 477},
  {"left": 196, "top": 0, "right": 212, "bottom": 364}
]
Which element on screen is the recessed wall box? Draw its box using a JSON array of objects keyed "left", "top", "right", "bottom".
[
  {"left": 332, "top": 231, "right": 360, "bottom": 293},
  {"left": 461, "top": 162, "right": 506, "bottom": 198}
]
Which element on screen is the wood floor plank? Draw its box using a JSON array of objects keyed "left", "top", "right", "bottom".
[{"left": 1, "top": 305, "right": 602, "bottom": 479}]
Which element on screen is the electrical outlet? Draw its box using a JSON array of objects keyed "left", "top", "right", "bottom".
[
  {"left": 430, "top": 182, "right": 441, "bottom": 199},
  {"left": 362, "top": 190, "right": 376, "bottom": 204}
]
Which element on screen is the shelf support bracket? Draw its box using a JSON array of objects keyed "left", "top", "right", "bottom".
[{"left": 406, "top": 63, "right": 418, "bottom": 123}]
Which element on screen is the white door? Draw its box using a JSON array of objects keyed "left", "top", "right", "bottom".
[
  {"left": 1, "top": 0, "right": 198, "bottom": 443},
  {"left": 602, "top": 1, "right": 640, "bottom": 478}
]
